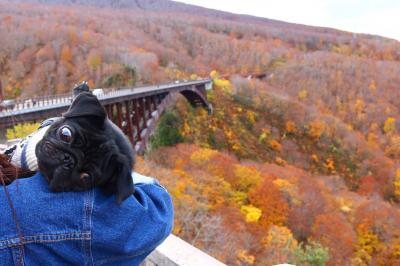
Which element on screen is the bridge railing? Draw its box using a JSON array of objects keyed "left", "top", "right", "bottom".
[
  {"left": 0, "top": 80, "right": 211, "bottom": 114},
  {"left": 1, "top": 93, "right": 73, "bottom": 112}
]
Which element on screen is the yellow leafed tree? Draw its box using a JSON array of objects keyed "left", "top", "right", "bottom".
[
  {"left": 240, "top": 205, "right": 262, "bottom": 223},
  {"left": 384, "top": 117, "right": 396, "bottom": 134},
  {"left": 233, "top": 165, "right": 261, "bottom": 192},
  {"left": 394, "top": 169, "right": 400, "bottom": 200}
]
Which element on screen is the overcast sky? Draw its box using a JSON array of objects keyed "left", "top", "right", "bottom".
[{"left": 175, "top": 0, "right": 400, "bottom": 41}]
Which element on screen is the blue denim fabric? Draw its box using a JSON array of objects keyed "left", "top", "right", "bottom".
[{"left": 0, "top": 172, "right": 174, "bottom": 265}]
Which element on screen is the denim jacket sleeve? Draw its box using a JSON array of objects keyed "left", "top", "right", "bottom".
[
  {"left": 91, "top": 172, "right": 174, "bottom": 265},
  {"left": 0, "top": 172, "right": 174, "bottom": 266}
]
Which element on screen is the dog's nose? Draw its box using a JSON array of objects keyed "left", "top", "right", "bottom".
[{"left": 62, "top": 153, "right": 75, "bottom": 169}]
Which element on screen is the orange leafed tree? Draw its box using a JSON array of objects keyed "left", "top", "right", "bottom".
[
  {"left": 248, "top": 177, "right": 289, "bottom": 230},
  {"left": 60, "top": 45, "right": 72, "bottom": 62}
]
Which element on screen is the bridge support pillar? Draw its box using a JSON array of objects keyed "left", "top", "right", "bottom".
[
  {"left": 125, "top": 101, "right": 134, "bottom": 144},
  {"left": 133, "top": 99, "right": 142, "bottom": 142},
  {"left": 141, "top": 98, "right": 147, "bottom": 129},
  {"left": 106, "top": 104, "right": 113, "bottom": 120},
  {"left": 116, "top": 103, "right": 123, "bottom": 128}
]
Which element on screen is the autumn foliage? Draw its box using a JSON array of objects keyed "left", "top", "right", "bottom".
[
  {"left": 136, "top": 142, "right": 400, "bottom": 265},
  {"left": 2, "top": 0, "right": 400, "bottom": 265}
]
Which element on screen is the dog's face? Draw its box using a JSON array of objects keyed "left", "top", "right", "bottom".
[{"left": 35, "top": 92, "right": 134, "bottom": 204}]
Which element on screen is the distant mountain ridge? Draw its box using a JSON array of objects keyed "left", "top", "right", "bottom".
[{"left": 10, "top": 0, "right": 392, "bottom": 41}]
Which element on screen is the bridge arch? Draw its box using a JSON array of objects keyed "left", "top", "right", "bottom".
[{"left": 179, "top": 89, "right": 212, "bottom": 113}]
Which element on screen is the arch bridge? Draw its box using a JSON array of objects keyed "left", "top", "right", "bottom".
[{"left": 0, "top": 79, "right": 213, "bottom": 154}]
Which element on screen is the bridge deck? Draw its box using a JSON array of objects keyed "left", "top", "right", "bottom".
[{"left": 0, "top": 80, "right": 211, "bottom": 120}]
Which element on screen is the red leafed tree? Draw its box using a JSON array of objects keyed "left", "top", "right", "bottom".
[
  {"left": 288, "top": 178, "right": 327, "bottom": 242},
  {"left": 311, "top": 212, "right": 356, "bottom": 265},
  {"left": 357, "top": 176, "right": 378, "bottom": 197}
]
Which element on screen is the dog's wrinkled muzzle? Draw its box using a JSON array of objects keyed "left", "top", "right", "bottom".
[{"left": 36, "top": 138, "right": 79, "bottom": 182}]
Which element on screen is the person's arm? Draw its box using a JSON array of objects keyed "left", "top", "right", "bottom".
[{"left": 91, "top": 172, "right": 174, "bottom": 266}]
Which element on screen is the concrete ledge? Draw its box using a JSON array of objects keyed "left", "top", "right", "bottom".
[{"left": 145, "top": 234, "right": 226, "bottom": 266}]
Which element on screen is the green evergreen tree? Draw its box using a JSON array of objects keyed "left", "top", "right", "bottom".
[{"left": 150, "top": 110, "right": 183, "bottom": 149}]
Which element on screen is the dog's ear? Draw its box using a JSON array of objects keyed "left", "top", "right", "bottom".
[
  {"left": 63, "top": 92, "right": 106, "bottom": 125},
  {"left": 73, "top": 81, "right": 91, "bottom": 97},
  {"left": 103, "top": 153, "right": 134, "bottom": 204}
]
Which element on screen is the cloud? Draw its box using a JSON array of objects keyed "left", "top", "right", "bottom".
[
  {"left": 175, "top": 0, "right": 400, "bottom": 41},
  {"left": 332, "top": 6, "right": 400, "bottom": 40}
]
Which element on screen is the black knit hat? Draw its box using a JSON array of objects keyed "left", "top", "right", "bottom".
[{"left": 63, "top": 92, "right": 106, "bottom": 120}]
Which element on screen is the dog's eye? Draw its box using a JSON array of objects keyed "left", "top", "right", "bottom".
[{"left": 58, "top": 126, "right": 73, "bottom": 143}]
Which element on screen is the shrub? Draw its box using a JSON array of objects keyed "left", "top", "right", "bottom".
[
  {"left": 290, "top": 241, "right": 330, "bottom": 266},
  {"left": 6, "top": 122, "right": 40, "bottom": 140}
]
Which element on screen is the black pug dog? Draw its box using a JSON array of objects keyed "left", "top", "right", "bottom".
[{"left": 35, "top": 85, "right": 134, "bottom": 204}]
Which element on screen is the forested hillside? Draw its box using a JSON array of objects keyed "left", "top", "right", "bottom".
[{"left": 1, "top": 0, "right": 400, "bottom": 265}]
